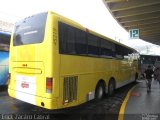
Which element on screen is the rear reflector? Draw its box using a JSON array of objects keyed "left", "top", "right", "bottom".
[{"left": 46, "top": 77, "right": 53, "bottom": 93}]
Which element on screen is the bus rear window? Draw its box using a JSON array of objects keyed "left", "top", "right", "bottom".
[{"left": 13, "top": 12, "right": 47, "bottom": 46}]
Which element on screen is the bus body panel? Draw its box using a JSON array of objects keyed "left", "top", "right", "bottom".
[
  {"left": 59, "top": 54, "right": 136, "bottom": 106},
  {"left": 0, "top": 32, "right": 10, "bottom": 86},
  {"left": 0, "top": 51, "right": 9, "bottom": 85}
]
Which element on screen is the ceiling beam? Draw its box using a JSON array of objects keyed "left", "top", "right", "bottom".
[
  {"left": 141, "top": 33, "right": 160, "bottom": 38},
  {"left": 140, "top": 28, "right": 160, "bottom": 33},
  {"left": 109, "top": 0, "right": 160, "bottom": 12},
  {"left": 142, "top": 37, "right": 160, "bottom": 42},
  {"left": 104, "top": 0, "right": 126, "bottom": 3},
  {"left": 141, "top": 31, "right": 160, "bottom": 35},
  {"left": 125, "top": 23, "right": 160, "bottom": 31},
  {"left": 122, "top": 17, "right": 160, "bottom": 27},
  {"left": 113, "top": 4, "right": 160, "bottom": 18},
  {"left": 142, "top": 36, "right": 160, "bottom": 40},
  {"left": 118, "top": 12, "right": 160, "bottom": 23}
]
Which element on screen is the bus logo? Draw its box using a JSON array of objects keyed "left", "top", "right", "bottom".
[
  {"left": 21, "top": 82, "right": 29, "bottom": 88},
  {"left": 22, "top": 64, "right": 27, "bottom": 67}
]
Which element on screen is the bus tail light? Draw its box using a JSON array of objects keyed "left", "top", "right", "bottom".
[{"left": 46, "top": 77, "right": 53, "bottom": 93}]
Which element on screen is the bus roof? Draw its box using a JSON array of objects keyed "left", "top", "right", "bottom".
[{"left": 13, "top": 11, "right": 138, "bottom": 53}]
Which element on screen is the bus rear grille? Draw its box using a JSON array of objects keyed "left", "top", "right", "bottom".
[{"left": 63, "top": 76, "right": 78, "bottom": 103}]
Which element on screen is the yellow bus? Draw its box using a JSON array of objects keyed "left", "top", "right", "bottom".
[{"left": 8, "top": 11, "right": 139, "bottom": 110}]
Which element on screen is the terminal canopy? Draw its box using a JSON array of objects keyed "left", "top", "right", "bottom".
[{"left": 103, "top": 0, "right": 160, "bottom": 45}]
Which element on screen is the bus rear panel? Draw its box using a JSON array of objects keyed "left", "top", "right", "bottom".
[{"left": 8, "top": 12, "right": 59, "bottom": 109}]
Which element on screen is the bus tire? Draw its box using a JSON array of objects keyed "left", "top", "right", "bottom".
[
  {"left": 95, "top": 82, "right": 105, "bottom": 100},
  {"left": 108, "top": 80, "right": 115, "bottom": 96}
]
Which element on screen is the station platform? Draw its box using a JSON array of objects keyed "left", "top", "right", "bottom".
[{"left": 119, "top": 79, "right": 160, "bottom": 120}]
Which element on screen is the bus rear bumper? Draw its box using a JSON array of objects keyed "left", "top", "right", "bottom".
[{"left": 8, "top": 88, "right": 58, "bottom": 110}]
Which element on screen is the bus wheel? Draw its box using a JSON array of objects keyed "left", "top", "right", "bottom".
[
  {"left": 95, "top": 82, "right": 105, "bottom": 100},
  {"left": 108, "top": 80, "right": 115, "bottom": 96}
]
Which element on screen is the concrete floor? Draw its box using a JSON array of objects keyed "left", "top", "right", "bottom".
[
  {"left": 123, "top": 80, "right": 160, "bottom": 120},
  {"left": 0, "top": 83, "right": 136, "bottom": 120}
]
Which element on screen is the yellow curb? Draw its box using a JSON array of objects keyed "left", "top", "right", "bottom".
[{"left": 118, "top": 85, "right": 137, "bottom": 120}]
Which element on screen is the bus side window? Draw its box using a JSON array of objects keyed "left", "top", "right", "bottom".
[
  {"left": 59, "top": 22, "right": 67, "bottom": 54},
  {"left": 87, "top": 34, "right": 99, "bottom": 56},
  {"left": 67, "top": 26, "right": 76, "bottom": 54},
  {"left": 100, "top": 39, "right": 112, "bottom": 57},
  {"left": 115, "top": 45, "right": 123, "bottom": 59},
  {"left": 75, "top": 29, "right": 87, "bottom": 55}
]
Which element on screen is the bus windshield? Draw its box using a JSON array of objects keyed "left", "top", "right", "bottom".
[{"left": 13, "top": 12, "right": 47, "bottom": 46}]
